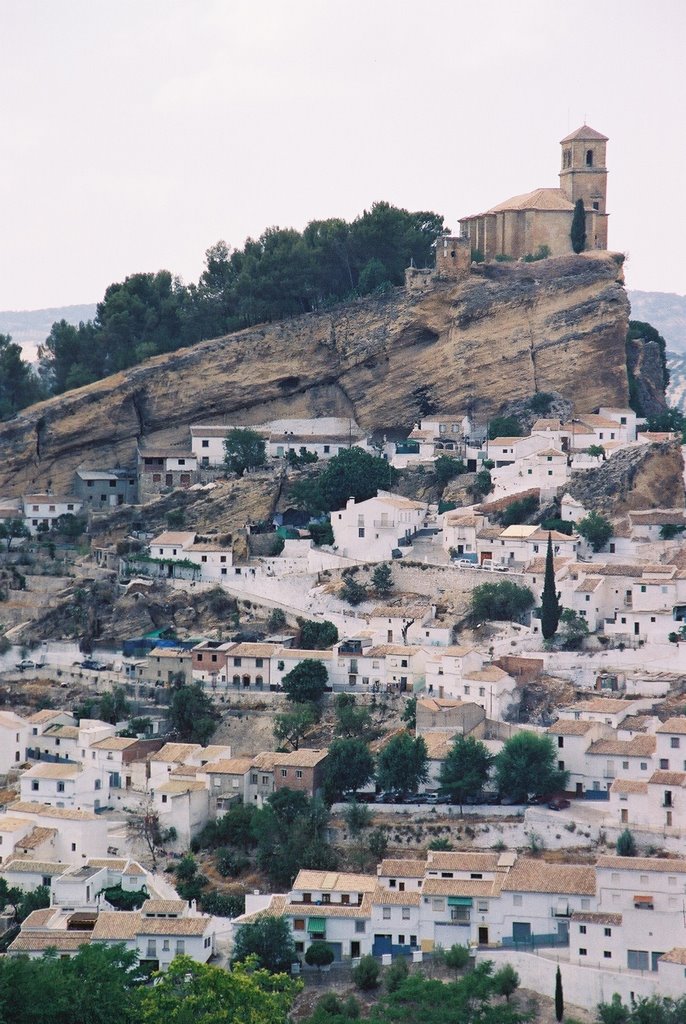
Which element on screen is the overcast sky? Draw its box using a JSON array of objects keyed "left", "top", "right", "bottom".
[{"left": 1, "top": 0, "right": 684, "bottom": 311}]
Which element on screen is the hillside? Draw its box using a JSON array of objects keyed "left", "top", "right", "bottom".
[{"left": 0, "top": 252, "right": 630, "bottom": 496}]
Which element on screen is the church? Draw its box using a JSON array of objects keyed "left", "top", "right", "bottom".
[{"left": 459, "top": 125, "right": 609, "bottom": 261}]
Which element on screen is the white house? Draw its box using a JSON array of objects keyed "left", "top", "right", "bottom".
[
  {"left": 20, "top": 762, "right": 107, "bottom": 810},
  {"left": 22, "top": 494, "right": 83, "bottom": 534},
  {"left": 0, "top": 711, "right": 29, "bottom": 773},
  {"left": 331, "top": 491, "right": 427, "bottom": 562},
  {"left": 7, "top": 800, "right": 110, "bottom": 860},
  {"left": 153, "top": 780, "right": 210, "bottom": 847}
]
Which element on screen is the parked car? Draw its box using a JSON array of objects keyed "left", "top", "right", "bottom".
[
  {"left": 493, "top": 564, "right": 509, "bottom": 573},
  {"left": 480, "top": 561, "right": 494, "bottom": 571},
  {"left": 455, "top": 558, "right": 476, "bottom": 569},
  {"left": 548, "top": 796, "right": 571, "bottom": 810},
  {"left": 391, "top": 549, "right": 404, "bottom": 559},
  {"left": 81, "top": 658, "right": 107, "bottom": 671},
  {"left": 16, "top": 659, "right": 38, "bottom": 671}
]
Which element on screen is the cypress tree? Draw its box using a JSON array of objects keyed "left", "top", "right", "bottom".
[
  {"left": 555, "top": 965, "right": 564, "bottom": 1022},
  {"left": 571, "top": 198, "right": 586, "bottom": 253},
  {"left": 541, "top": 533, "right": 562, "bottom": 640}
]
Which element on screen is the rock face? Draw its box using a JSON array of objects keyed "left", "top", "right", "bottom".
[
  {"left": 0, "top": 252, "right": 630, "bottom": 495},
  {"left": 568, "top": 441, "right": 685, "bottom": 514}
]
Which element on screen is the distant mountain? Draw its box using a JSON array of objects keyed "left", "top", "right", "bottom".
[
  {"left": 0, "top": 304, "right": 96, "bottom": 362},
  {"left": 628, "top": 290, "right": 686, "bottom": 353}
]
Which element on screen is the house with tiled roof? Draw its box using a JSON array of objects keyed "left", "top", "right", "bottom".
[
  {"left": 19, "top": 761, "right": 106, "bottom": 811},
  {"left": 0, "top": 709, "right": 29, "bottom": 773},
  {"left": 8, "top": 800, "right": 109, "bottom": 861}
]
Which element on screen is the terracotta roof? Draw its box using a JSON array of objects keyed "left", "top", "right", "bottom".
[
  {"left": 91, "top": 911, "right": 140, "bottom": 941},
  {"left": 426, "top": 851, "right": 503, "bottom": 871},
  {"left": 149, "top": 743, "right": 203, "bottom": 763},
  {"left": 23, "top": 763, "right": 81, "bottom": 779},
  {"left": 15, "top": 826, "right": 57, "bottom": 850},
  {"left": 611, "top": 779, "right": 648, "bottom": 794},
  {"left": 597, "top": 855, "right": 686, "bottom": 873},
  {"left": 8, "top": 931, "right": 91, "bottom": 953},
  {"left": 141, "top": 899, "right": 187, "bottom": 916},
  {"left": 0, "top": 816, "right": 33, "bottom": 833},
  {"left": 226, "top": 643, "right": 278, "bottom": 658},
  {"left": 371, "top": 886, "right": 421, "bottom": 906},
  {"left": 90, "top": 737, "right": 138, "bottom": 751},
  {"left": 292, "top": 870, "right": 377, "bottom": 892},
  {"left": 659, "top": 949, "right": 686, "bottom": 966},
  {"left": 587, "top": 736, "right": 655, "bottom": 756},
  {"left": 367, "top": 605, "right": 429, "bottom": 620},
  {"left": 156, "top": 780, "right": 207, "bottom": 795},
  {"left": 629, "top": 510, "right": 686, "bottom": 527},
  {"left": 547, "top": 720, "right": 596, "bottom": 736},
  {"left": 560, "top": 124, "right": 608, "bottom": 142},
  {"left": 2, "top": 858, "right": 65, "bottom": 874},
  {"left": 571, "top": 911, "right": 622, "bottom": 925},
  {"left": 649, "top": 771, "right": 686, "bottom": 787},
  {"left": 422, "top": 877, "right": 502, "bottom": 897},
  {"left": 463, "top": 667, "right": 510, "bottom": 682},
  {"left": 272, "top": 748, "right": 328, "bottom": 769},
  {"left": 379, "top": 859, "right": 427, "bottom": 878},
  {"left": 486, "top": 188, "right": 574, "bottom": 214},
  {"left": 366, "top": 645, "right": 422, "bottom": 657},
  {"left": 657, "top": 718, "right": 686, "bottom": 735},
  {"left": 285, "top": 896, "right": 371, "bottom": 920},
  {"left": 139, "top": 917, "right": 210, "bottom": 936},
  {"left": 501, "top": 860, "right": 596, "bottom": 895},
  {"left": 43, "top": 724, "right": 79, "bottom": 739},
  {"left": 9, "top": 801, "right": 97, "bottom": 821},
  {"left": 417, "top": 697, "right": 468, "bottom": 712},
  {"left": 434, "top": 646, "right": 475, "bottom": 658},
  {"left": 26, "top": 710, "right": 68, "bottom": 725},
  {"left": 21, "top": 908, "right": 57, "bottom": 928},
  {"left": 574, "top": 577, "right": 603, "bottom": 593},
  {"left": 566, "top": 699, "right": 633, "bottom": 713},
  {"left": 149, "top": 531, "right": 197, "bottom": 546},
  {"left": 199, "top": 757, "right": 254, "bottom": 775},
  {"left": 422, "top": 732, "right": 455, "bottom": 760}
]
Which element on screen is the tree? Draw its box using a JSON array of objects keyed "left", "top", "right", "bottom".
[
  {"left": 169, "top": 682, "right": 219, "bottom": 743},
  {"left": 126, "top": 799, "right": 172, "bottom": 870},
  {"left": 616, "top": 828, "right": 637, "bottom": 856},
  {"left": 352, "top": 954, "right": 380, "bottom": 991},
  {"left": 368, "top": 827, "right": 388, "bottom": 860},
  {"left": 494, "top": 731, "right": 569, "bottom": 803},
  {"left": 470, "top": 580, "right": 535, "bottom": 623},
  {"left": 273, "top": 704, "right": 317, "bottom": 749},
  {"left": 138, "top": 955, "right": 300, "bottom": 1024},
  {"left": 292, "top": 447, "right": 394, "bottom": 513},
  {"left": 488, "top": 415, "right": 523, "bottom": 440},
  {"left": 201, "top": 890, "right": 245, "bottom": 917},
  {"left": 232, "top": 916, "right": 298, "bottom": 973},
  {"left": 281, "top": 659, "right": 328, "bottom": 703},
  {"left": 494, "top": 964, "right": 520, "bottom": 1003},
  {"left": 541, "top": 533, "right": 562, "bottom": 640},
  {"left": 439, "top": 735, "right": 493, "bottom": 813},
  {"left": 377, "top": 733, "right": 428, "bottom": 797},
  {"left": 434, "top": 455, "right": 466, "bottom": 487},
  {"left": 323, "top": 738, "right": 375, "bottom": 803},
  {"left": 297, "top": 618, "right": 339, "bottom": 649},
  {"left": 53, "top": 513, "right": 86, "bottom": 540},
  {"left": 343, "top": 801, "right": 372, "bottom": 836},
  {"left": 341, "top": 576, "right": 368, "bottom": 606},
  {"left": 371, "top": 562, "right": 394, "bottom": 596},
  {"left": 557, "top": 608, "right": 589, "bottom": 650},
  {"left": 571, "top": 198, "right": 586, "bottom": 253},
  {"left": 554, "top": 964, "right": 564, "bottom": 1021},
  {"left": 252, "top": 791, "right": 337, "bottom": 889},
  {"left": 334, "top": 693, "right": 373, "bottom": 738},
  {"left": 442, "top": 943, "right": 470, "bottom": 977},
  {"left": 305, "top": 942, "right": 335, "bottom": 971},
  {"left": 308, "top": 520, "right": 334, "bottom": 547},
  {"left": 577, "top": 510, "right": 612, "bottom": 552},
  {"left": 224, "top": 428, "right": 267, "bottom": 476},
  {"left": 587, "top": 444, "right": 605, "bottom": 459},
  {"left": 401, "top": 695, "right": 417, "bottom": 730},
  {"left": 0, "top": 520, "right": 30, "bottom": 551},
  {"left": 0, "top": 333, "right": 43, "bottom": 420},
  {"left": 385, "top": 957, "right": 409, "bottom": 993},
  {"left": 597, "top": 994, "right": 631, "bottom": 1024}
]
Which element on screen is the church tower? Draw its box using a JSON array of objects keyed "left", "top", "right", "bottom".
[{"left": 559, "top": 125, "right": 609, "bottom": 250}]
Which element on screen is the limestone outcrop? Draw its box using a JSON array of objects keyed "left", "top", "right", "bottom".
[
  {"left": 568, "top": 441, "right": 685, "bottom": 514},
  {"left": 0, "top": 252, "right": 630, "bottom": 495}
]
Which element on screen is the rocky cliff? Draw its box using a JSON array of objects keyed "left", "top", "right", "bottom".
[
  {"left": 568, "top": 440, "right": 685, "bottom": 514},
  {"left": 0, "top": 252, "right": 630, "bottom": 495}
]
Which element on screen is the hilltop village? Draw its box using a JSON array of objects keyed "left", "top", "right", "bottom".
[{"left": 1, "top": 126, "right": 686, "bottom": 1016}]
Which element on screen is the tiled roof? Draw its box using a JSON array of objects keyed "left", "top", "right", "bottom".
[
  {"left": 235, "top": 894, "right": 289, "bottom": 924},
  {"left": 43, "top": 724, "right": 79, "bottom": 739},
  {"left": 571, "top": 911, "right": 622, "bottom": 925},
  {"left": 657, "top": 718, "right": 686, "bottom": 735},
  {"left": 139, "top": 917, "right": 210, "bottom": 936},
  {"left": 367, "top": 604, "right": 430, "bottom": 620},
  {"left": 292, "top": 870, "right": 377, "bottom": 892},
  {"left": 285, "top": 896, "right": 371, "bottom": 920},
  {"left": 8, "top": 931, "right": 91, "bottom": 952},
  {"left": 379, "top": 859, "right": 427, "bottom": 878},
  {"left": 463, "top": 667, "right": 510, "bottom": 682},
  {"left": 501, "top": 860, "right": 596, "bottom": 895},
  {"left": 597, "top": 855, "right": 686, "bottom": 873},
  {"left": 90, "top": 737, "right": 138, "bottom": 751},
  {"left": 569, "top": 699, "right": 632, "bottom": 713},
  {"left": 272, "top": 749, "right": 328, "bottom": 769},
  {"left": 560, "top": 124, "right": 609, "bottom": 143},
  {"left": 149, "top": 743, "right": 203, "bottom": 763},
  {"left": 24, "top": 762, "right": 81, "bottom": 780},
  {"left": 26, "top": 710, "right": 67, "bottom": 724},
  {"left": 426, "top": 851, "right": 502, "bottom": 871},
  {"left": 0, "top": 816, "right": 33, "bottom": 833},
  {"left": 422, "top": 732, "right": 455, "bottom": 760},
  {"left": 15, "top": 826, "right": 57, "bottom": 850},
  {"left": 649, "top": 771, "right": 686, "bottom": 786},
  {"left": 611, "top": 779, "right": 648, "bottom": 794},
  {"left": 199, "top": 757, "right": 254, "bottom": 775},
  {"left": 417, "top": 697, "right": 467, "bottom": 712},
  {"left": 9, "top": 801, "right": 97, "bottom": 821},
  {"left": 422, "top": 877, "right": 502, "bottom": 897},
  {"left": 574, "top": 577, "right": 603, "bottom": 593},
  {"left": 486, "top": 188, "right": 574, "bottom": 214},
  {"left": 659, "top": 948, "right": 686, "bottom": 966},
  {"left": 156, "top": 780, "right": 207, "bottom": 795},
  {"left": 371, "top": 886, "right": 421, "bottom": 906},
  {"left": 366, "top": 645, "right": 422, "bottom": 657},
  {"left": 148, "top": 531, "right": 197, "bottom": 546},
  {"left": 141, "top": 899, "right": 187, "bottom": 916},
  {"left": 2, "top": 858, "right": 65, "bottom": 874},
  {"left": 21, "top": 908, "right": 57, "bottom": 928},
  {"left": 226, "top": 643, "right": 278, "bottom": 658},
  {"left": 547, "top": 720, "right": 596, "bottom": 736},
  {"left": 587, "top": 736, "right": 656, "bottom": 757},
  {"left": 91, "top": 911, "right": 141, "bottom": 941}
]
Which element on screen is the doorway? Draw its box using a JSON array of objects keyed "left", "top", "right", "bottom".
[{"left": 478, "top": 926, "right": 489, "bottom": 945}]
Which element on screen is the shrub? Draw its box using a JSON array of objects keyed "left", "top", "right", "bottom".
[
  {"left": 352, "top": 954, "right": 380, "bottom": 990},
  {"left": 616, "top": 829, "right": 637, "bottom": 857},
  {"left": 530, "top": 392, "right": 554, "bottom": 414},
  {"left": 470, "top": 580, "right": 535, "bottom": 623},
  {"left": 305, "top": 941, "right": 335, "bottom": 970},
  {"left": 341, "top": 577, "right": 367, "bottom": 606},
  {"left": 385, "top": 957, "right": 409, "bottom": 992}
]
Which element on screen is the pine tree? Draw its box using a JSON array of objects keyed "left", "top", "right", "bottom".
[
  {"left": 555, "top": 965, "right": 564, "bottom": 1022},
  {"left": 571, "top": 199, "right": 586, "bottom": 253},
  {"left": 541, "top": 533, "right": 562, "bottom": 640}
]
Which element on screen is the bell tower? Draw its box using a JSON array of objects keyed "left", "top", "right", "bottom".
[{"left": 559, "top": 125, "right": 609, "bottom": 249}]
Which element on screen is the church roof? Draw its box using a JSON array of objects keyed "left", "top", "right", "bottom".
[
  {"left": 487, "top": 188, "right": 574, "bottom": 214},
  {"left": 560, "top": 124, "right": 608, "bottom": 143}
]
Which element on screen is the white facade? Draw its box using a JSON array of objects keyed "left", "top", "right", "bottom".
[
  {"left": 22, "top": 494, "right": 83, "bottom": 534},
  {"left": 0, "top": 711, "right": 29, "bottom": 773},
  {"left": 331, "top": 492, "right": 428, "bottom": 562}
]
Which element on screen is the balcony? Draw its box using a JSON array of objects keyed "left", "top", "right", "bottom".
[{"left": 373, "top": 520, "right": 397, "bottom": 530}]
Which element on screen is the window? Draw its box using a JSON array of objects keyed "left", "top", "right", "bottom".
[
  {"left": 358, "top": 528, "right": 365, "bottom": 538},
  {"left": 579, "top": 948, "right": 587, "bottom": 956},
  {"left": 586, "top": 149, "right": 593, "bottom": 166},
  {"left": 355, "top": 920, "right": 366, "bottom": 933},
  {"left": 470, "top": 873, "right": 483, "bottom": 880},
  {"left": 146, "top": 940, "right": 157, "bottom": 957},
  {"left": 162, "top": 794, "right": 167, "bottom": 804},
  {"left": 162, "top": 939, "right": 170, "bottom": 951},
  {"left": 628, "top": 950, "right": 649, "bottom": 971},
  {"left": 389, "top": 879, "right": 396, "bottom": 888},
  {"left": 605, "top": 927, "right": 612, "bottom": 936},
  {"left": 593, "top": 201, "right": 600, "bottom": 211},
  {"left": 432, "top": 898, "right": 445, "bottom": 911},
  {"left": 580, "top": 898, "right": 591, "bottom": 910},
  {"left": 31, "top": 781, "right": 39, "bottom": 791},
  {"left": 402, "top": 907, "right": 410, "bottom": 920},
  {"left": 672, "top": 737, "right": 681, "bottom": 748},
  {"left": 579, "top": 925, "right": 587, "bottom": 935},
  {"left": 640, "top": 762, "right": 647, "bottom": 771},
  {"left": 604, "top": 951, "right": 612, "bottom": 959},
  {"left": 293, "top": 917, "right": 305, "bottom": 931},
  {"left": 623, "top": 761, "right": 629, "bottom": 770},
  {"left": 398, "top": 934, "right": 405, "bottom": 945},
  {"left": 513, "top": 895, "right": 522, "bottom": 906},
  {"left": 71, "top": 843, "right": 77, "bottom": 852},
  {"left": 251, "top": 773, "right": 258, "bottom": 783},
  {"left": 295, "top": 769, "right": 303, "bottom": 779},
  {"left": 383, "top": 907, "right": 391, "bottom": 920},
  {"left": 660, "top": 759, "right": 669, "bottom": 769},
  {"left": 280, "top": 769, "right": 287, "bottom": 778},
  {"left": 477, "top": 901, "right": 488, "bottom": 913},
  {"left": 558, "top": 760, "right": 565, "bottom": 771},
  {"left": 201, "top": 439, "right": 209, "bottom": 448},
  {"left": 234, "top": 657, "right": 242, "bottom": 667},
  {"left": 558, "top": 736, "right": 564, "bottom": 748}
]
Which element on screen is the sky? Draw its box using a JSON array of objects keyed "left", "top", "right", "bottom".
[{"left": 1, "top": 0, "right": 684, "bottom": 311}]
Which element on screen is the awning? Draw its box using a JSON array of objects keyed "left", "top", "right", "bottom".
[
  {"left": 307, "top": 918, "right": 326, "bottom": 933},
  {"left": 633, "top": 895, "right": 654, "bottom": 904},
  {"left": 448, "top": 897, "right": 473, "bottom": 906}
]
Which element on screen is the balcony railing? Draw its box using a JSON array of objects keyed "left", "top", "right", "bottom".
[{"left": 373, "top": 520, "right": 397, "bottom": 529}]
